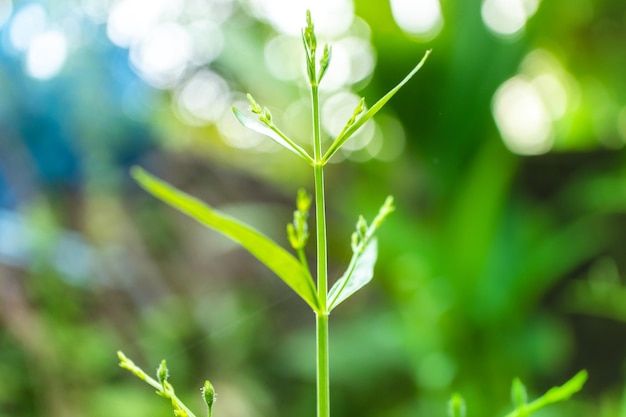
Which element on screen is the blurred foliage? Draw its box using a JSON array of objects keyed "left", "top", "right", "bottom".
[{"left": 1, "top": 0, "right": 626, "bottom": 416}]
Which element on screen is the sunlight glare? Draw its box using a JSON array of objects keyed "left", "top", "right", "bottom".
[
  {"left": 188, "top": 20, "right": 224, "bottom": 66},
  {"left": 80, "top": 0, "right": 111, "bottom": 23},
  {"left": 107, "top": 0, "right": 184, "bottom": 47},
  {"left": 322, "top": 91, "right": 363, "bottom": 138},
  {"left": 374, "top": 114, "right": 406, "bottom": 162},
  {"left": 26, "top": 30, "right": 68, "bottom": 80},
  {"left": 390, "top": 0, "right": 443, "bottom": 39},
  {"left": 129, "top": 22, "right": 192, "bottom": 88},
  {"left": 493, "top": 76, "right": 553, "bottom": 155},
  {"left": 185, "top": 0, "right": 235, "bottom": 24},
  {"left": 218, "top": 98, "right": 269, "bottom": 150},
  {"left": 0, "top": 0, "right": 12, "bottom": 29},
  {"left": 520, "top": 49, "right": 576, "bottom": 119},
  {"left": 174, "top": 70, "right": 230, "bottom": 126},
  {"left": 8, "top": 3, "right": 47, "bottom": 51},
  {"left": 247, "top": 0, "right": 354, "bottom": 38},
  {"left": 317, "top": 37, "right": 376, "bottom": 92},
  {"left": 532, "top": 74, "right": 567, "bottom": 119},
  {"left": 264, "top": 35, "right": 303, "bottom": 81},
  {"left": 481, "top": 0, "right": 540, "bottom": 37},
  {"left": 336, "top": 37, "right": 375, "bottom": 85}
]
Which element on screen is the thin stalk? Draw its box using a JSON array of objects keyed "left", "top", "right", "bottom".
[
  {"left": 311, "top": 84, "right": 327, "bottom": 307},
  {"left": 311, "top": 83, "right": 330, "bottom": 417},
  {"left": 316, "top": 312, "right": 330, "bottom": 417}
]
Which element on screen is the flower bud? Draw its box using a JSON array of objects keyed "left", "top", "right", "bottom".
[
  {"left": 157, "top": 360, "right": 169, "bottom": 388},
  {"left": 203, "top": 380, "right": 216, "bottom": 417}
]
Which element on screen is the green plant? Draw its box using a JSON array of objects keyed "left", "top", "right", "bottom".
[
  {"left": 119, "top": 11, "right": 428, "bottom": 417},
  {"left": 447, "top": 370, "right": 587, "bottom": 417},
  {"left": 117, "top": 11, "right": 586, "bottom": 417}
]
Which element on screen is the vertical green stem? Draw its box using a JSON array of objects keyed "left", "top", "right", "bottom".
[
  {"left": 311, "top": 85, "right": 326, "bottom": 301},
  {"left": 311, "top": 83, "right": 330, "bottom": 417},
  {"left": 316, "top": 312, "right": 330, "bottom": 417}
]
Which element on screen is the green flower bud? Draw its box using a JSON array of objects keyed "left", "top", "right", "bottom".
[
  {"left": 157, "top": 360, "right": 169, "bottom": 388},
  {"left": 287, "top": 223, "right": 299, "bottom": 249},
  {"left": 203, "top": 380, "right": 216, "bottom": 417},
  {"left": 318, "top": 44, "right": 332, "bottom": 83},
  {"left": 296, "top": 189, "right": 311, "bottom": 213},
  {"left": 263, "top": 106, "right": 272, "bottom": 122},
  {"left": 247, "top": 94, "right": 262, "bottom": 114},
  {"left": 356, "top": 216, "right": 368, "bottom": 238},
  {"left": 351, "top": 231, "right": 359, "bottom": 252}
]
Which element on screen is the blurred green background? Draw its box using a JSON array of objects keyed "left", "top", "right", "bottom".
[{"left": 1, "top": 0, "right": 626, "bottom": 416}]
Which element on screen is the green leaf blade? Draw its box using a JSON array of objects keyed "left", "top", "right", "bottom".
[
  {"left": 232, "top": 106, "right": 312, "bottom": 163},
  {"left": 131, "top": 167, "right": 320, "bottom": 312},
  {"left": 504, "top": 370, "right": 588, "bottom": 417},
  {"left": 323, "top": 49, "right": 431, "bottom": 164},
  {"left": 535, "top": 369, "right": 588, "bottom": 406},
  {"left": 327, "top": 238, "right": 378, "bottom": 311}
]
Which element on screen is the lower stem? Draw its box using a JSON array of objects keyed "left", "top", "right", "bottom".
[{"left": 316, "top": 312, "right": 330, "bottom": 417}]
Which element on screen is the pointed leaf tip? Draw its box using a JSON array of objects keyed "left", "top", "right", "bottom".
[
  {"left": 323, "top": 49, "right": 431, "bottom": 163},
  {"left": 132, "top": 167, "right": 320, "bottom": 312},
  {"left": 231, "top": 106, "right": 313, "bottom": 163}
]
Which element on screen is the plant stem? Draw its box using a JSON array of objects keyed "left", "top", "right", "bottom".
[
  {"left": 311, "top": 85, "right": 326, "bottom": 302},
  {"left": 316, "top": 312, "right": 330, "bottom": 417},
  {"left": 311, "top": 83, "right": 330, "bottom": 417},
  {"left": 314, "top": 166, "right": 327, "bottom": 301}
]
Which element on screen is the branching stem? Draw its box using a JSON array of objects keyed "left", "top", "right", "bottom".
[{"left": 312, "top": 81, "right": 330, "bottom": 417}]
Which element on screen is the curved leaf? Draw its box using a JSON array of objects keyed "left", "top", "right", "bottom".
[
  {"left": 232, "top": 106, "right": 313, "bottom": 163},
  {"left": 503, "top": 370, "right": 587, "bottom": 417},
  {"left": 131, "top": 167, "right": 320, "bottom": 312},
  {"left": 323, "top": 50, "right": 431, "bottom": 164},
  {"left": 327, "top": 239, "right": 378, "bottom": 311}
]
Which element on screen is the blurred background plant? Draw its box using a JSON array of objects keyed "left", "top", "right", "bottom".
[{"left": 1, "top": 0, "right": 626, "bottom": 416}]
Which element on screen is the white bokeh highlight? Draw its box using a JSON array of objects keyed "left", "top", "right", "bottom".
[
  {"left": 493, "top": 76, "right": 553, "bottom": 155},
  {"left": 26, "top": 29, "right": 68, "bottom": 80},
  {"left": 0, "top": 0, "right": 12, "bottom": 28},
  {"left": 174, "top": 70, "right": 230, "bottom": 126},
  {"left": 107, "top": 0, "right": 184, "bottom": 48},
  {"left": 493, "top": 49, "right": 576, "bottom": 155},
  {"left": 129, "top": 22, "right": 192, "bottom": 88},
  {"left": 8, "top": 3, "right": 47, "bottom": 51},
  {"left": 390, "top": 0, "right": 443, "bottom": 39},
  {"left": 481, "top": 0, "right": 540, "bottom": 37},
  {"left": 246, "top": 0, "right": 354, "bottom": 38}
]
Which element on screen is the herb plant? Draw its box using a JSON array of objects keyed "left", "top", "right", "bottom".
[
  {"left": 118, "top": 11, "right": 587, "bottom": 417},
  {"left": 448, "top": 370, "right": 587, "bottom": 417}
]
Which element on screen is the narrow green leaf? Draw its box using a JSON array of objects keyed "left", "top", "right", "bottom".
[
  {"left": 322, "top": 49, "right": 431, "bottom": 164},
  {"left": 131, "top": 167, "right": 320, "bottom": 312},
  {"left": 503, "top": 370, "right": 587, "bottom": 417},
  {"left": 327, "top": 239, "right": 378, "bottom": 311},
  {"left": 535, "top": 369, "right": 587, "bottom": 405},
  {"left": 232, "top": 106, "right": 313, "bottom": 163}
]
